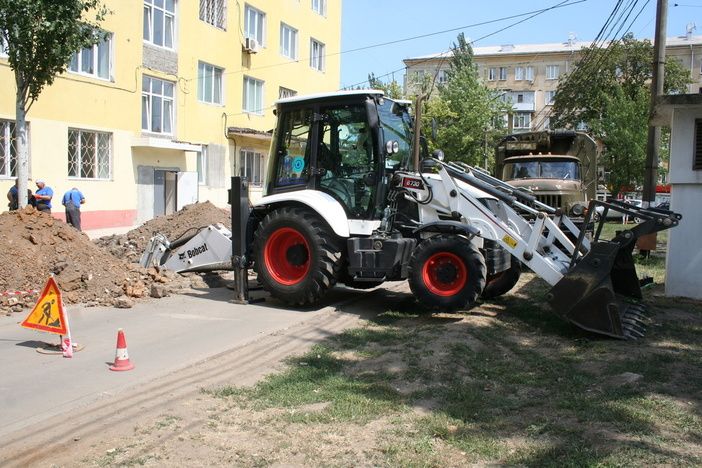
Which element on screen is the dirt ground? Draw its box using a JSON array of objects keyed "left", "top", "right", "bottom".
[
  {"left": 0, "top": 202, "right": 231, "bottom": 315},
  {"left": 4, "top": 276, "right": 698, "bottom": 467}
]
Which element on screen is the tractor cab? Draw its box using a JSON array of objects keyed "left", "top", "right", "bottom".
[{"left": 265, "top": 90, "right": 413, "bottom": 220}]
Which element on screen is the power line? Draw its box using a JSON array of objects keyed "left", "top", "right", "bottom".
[
  {"left": 185, "top": 0, "right": 586, "bottom": 84},
  {"left": 341, "top": 0, "right": 587, "bottom": 90}
]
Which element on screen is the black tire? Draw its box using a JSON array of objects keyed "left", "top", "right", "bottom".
[
  {"left": 252, "top": 206, "right": 342, "bottom": 305},
  {"left": 408, "top": 235, "right": 486, "bottom": 311},
  {"left": 481, "top": 256, "right": 521, "bottom": 299}
]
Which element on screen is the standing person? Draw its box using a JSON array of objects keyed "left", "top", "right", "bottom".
[
  {"left": 62, "top": 187, "right": 86, "bottom": 231},
  {"left": 6, "top": 179, "right": 35, "bottom": 210},
  {"left": 34, "top": 179, "right": 53, "bottom": 213}
]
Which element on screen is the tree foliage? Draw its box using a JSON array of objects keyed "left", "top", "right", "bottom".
[
  {"left": 421, "top": 33, "right": 510, "bottom": 166},
  {"left": 0, "top": 0, "right": 108, "bottom": 110},
  {"left": 367, "top": 73, "right": 404, "bottom": 100},
  {"left": 551, "top": 34, "right": 691, "bottom": 194},
  {"left": 0, "top": 0, "right": 107, "bottom": 207}
]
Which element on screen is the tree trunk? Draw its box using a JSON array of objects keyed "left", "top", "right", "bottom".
[{"left": 15, "top": 93, "right": 29, "bottom": 208}]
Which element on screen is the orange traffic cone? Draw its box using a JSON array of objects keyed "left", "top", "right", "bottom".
[{"left": 109, "top": 328, "right": 135, "bottom": 371}]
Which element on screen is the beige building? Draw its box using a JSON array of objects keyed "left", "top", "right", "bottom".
[{"left": 404, "top": 32, "right": 702, "bottom": 133}]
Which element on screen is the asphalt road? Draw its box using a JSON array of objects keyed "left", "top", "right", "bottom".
[{"left": 0, "top": 284, "right": 385, "bottom": 440}]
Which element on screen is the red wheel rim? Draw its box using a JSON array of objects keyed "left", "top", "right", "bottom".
[
  {"left": 264, "top": 227, "right": 311, "bottom": 285},
  {"left": 422, "top": 252, "right": 467, "bottom": 297}
]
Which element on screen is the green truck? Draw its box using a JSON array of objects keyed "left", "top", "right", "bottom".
[{"left": 495, "top": 130, "right": 600, "bottom": 216}]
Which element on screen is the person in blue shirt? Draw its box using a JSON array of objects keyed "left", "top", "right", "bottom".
[
  {"left": 61, "top": 187, "right": 86, "bottom": 231},
  {"left": 34, "top": 179, "right": 54, "bottom": 213},
  {"left": 6, "top": 179, "right": 35, "bottom": 211}
]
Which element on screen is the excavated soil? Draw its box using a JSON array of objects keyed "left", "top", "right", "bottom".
[
  {"left": 94, "top": 201, "right": 231, "bottom": 263},
  {"left": 0, "top": 202, "right": 231, "bottom": 315}
]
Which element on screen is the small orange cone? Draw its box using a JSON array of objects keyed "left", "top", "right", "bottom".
[{"left": 109, "top": 328, "right": 135, "bottom": 371}]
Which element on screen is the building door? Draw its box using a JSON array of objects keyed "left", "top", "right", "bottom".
[{"left": 153, "top": 169, "right": 198, "bottom": 217}]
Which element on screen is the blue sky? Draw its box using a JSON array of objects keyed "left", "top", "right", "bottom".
[{"left": 340, "top": 0, "right": 701, "bottom": 89}]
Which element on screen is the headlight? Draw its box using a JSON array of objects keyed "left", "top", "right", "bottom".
[{"left": 570, "top": 203, "right": 586, "bottom": 216}]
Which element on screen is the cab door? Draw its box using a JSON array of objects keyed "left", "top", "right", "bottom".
[{"left": 315, "top": 103, "right": 377, "bottom": 219}]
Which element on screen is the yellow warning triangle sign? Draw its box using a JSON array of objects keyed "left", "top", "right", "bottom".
[{"left": 21, "top": 277, "right": 68, "bottom": 335}]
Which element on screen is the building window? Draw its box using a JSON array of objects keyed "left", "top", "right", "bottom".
[
  {"left": 488, "top": 67, "right": 496, "bottom": 81},
  {"left": 311, "top": 0, "right": 326, "bottom": 16},
  {"left": 244, "top": 5, "right": 265, "bottom": 46},
  {"left": 310, "top": 38, "right": 325, "bottom": 71},
  {"left": 68, "top": 32, "right": 112, "bottom": 80},
  {"left": 547, "top": 65, "right": 560, "bottom": 80},
  {"left": 279, "top": 86, "right": 297, "bottom": 99},
  {"left": 545, "top": 90, "right": 556, "bottom": 104},
  {"left": 67, "top": 129, "right": 111, "bottom": 179},
  {"left": 515, "top": 66, "right": 524, "bottom": 81},
  {"left": 143, "top": 0, "right": 176, "bottom": 49},
  {"left": 142, "top": 76, "right": 175, "bottom": 134},
  {"left": 280, "top": 23, "right": 298, "bottom": 59},
  {"left": 695, "top": 119, "right": 702, "bottom": 170},
  {"left": 499, "top": 67, "right": 507, "bottom": 81},
  {"left": 198, "top": 146, "right": 207, "bottom": 184},
  {"left": 198, "top": 62, "right": 223, "bottom": 104},
  {"left": 243, "top": 76, "right": 264, "bottom": 114},
  {"left": 517, "top": 94, "right": 524, "bottom": 103},
  {"left": 513, "top": 112, "right": 531, "bottom": 129},
  {"left": 199, "top": 0, "right": 226, "bottom": 29},
  {"left": 240, "top": 149, "right": 264, "bottom": 186},
  {"left": 525, "top": 66, "right": 534, "bottom": 81},
  {"left": 544, "top": 117, "right": 551, "bottom": 130},
  {"left": 438, "top": 70, "right": 448, "bottom": 84},
  {"left": 0, "top": 119, "right": 18, "bottom": 177}
]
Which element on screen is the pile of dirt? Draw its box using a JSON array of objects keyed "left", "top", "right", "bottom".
[
  {"left": 0, "top": 206, "right": 176, "bottom": 315},
  {"left": 94, "top": 201, "right": 231, "bottom": 264}
]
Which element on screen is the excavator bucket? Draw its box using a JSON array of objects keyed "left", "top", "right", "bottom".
[{"left": 548, "top": 200, "right": 681, "bottom": 340}]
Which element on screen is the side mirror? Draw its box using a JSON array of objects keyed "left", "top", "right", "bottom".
[{"left": 432, "top": 149, "right": 445, "bottom": 161}]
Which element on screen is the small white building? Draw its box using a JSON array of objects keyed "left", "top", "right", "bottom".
[{"left": 653, "top": 94, "right": 702, "bottom": 299}]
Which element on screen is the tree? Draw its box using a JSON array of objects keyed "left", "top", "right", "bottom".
[
  {"left": 367, "top": 73, "right": 404, "bottom": 100},
  {"left": 421, "top": 33, "right": 510, "bottom": 167},
  {"left": 0, "top": 0, "right": 108, "bottom": 208},
  {"left": 551, "top": 34, "right": 691, "bottom": 195}
]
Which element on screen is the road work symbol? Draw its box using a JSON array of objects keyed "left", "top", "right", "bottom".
[{"left": 20, "top": 277, "right": 68, "bottom": 335}]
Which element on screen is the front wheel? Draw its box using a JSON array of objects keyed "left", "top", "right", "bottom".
[
  {"left": 481, "top": 256, "right": 521, "bottom": 299},
  {"left": 408, "top": 235, "right": 486, "bottom": 311},
  {"left": 253, "top": 206, "right": 342, "bottom": 305}
]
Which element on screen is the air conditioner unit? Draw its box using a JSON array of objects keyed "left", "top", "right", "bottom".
[{"left": 243, "top": 37, "right": 259, "bottom": 54}]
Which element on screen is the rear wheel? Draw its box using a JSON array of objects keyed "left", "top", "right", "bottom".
[
  {"left": 253, "top": 206, "right": 342, "bottom": 305},
  {"left": 481, "top": 256, "right": 521, "bottom": 299},
  {"left": 408, "top": 235, "right": 486, "bottom": 311}
]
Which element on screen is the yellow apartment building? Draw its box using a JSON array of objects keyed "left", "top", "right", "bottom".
[
  {"left": 0, "top": 0, "right": 341, "bottom": 230},
  {"left": 404, "top": 31, "right": 702, "bottom": 133}
]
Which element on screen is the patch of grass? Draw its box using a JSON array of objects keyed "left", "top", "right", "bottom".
[
  {"left": 213, "top": 344, "right": 403, "bottom": 424},
  {"left": 335, "top": 326, "right": 406, "bottom": 349}
]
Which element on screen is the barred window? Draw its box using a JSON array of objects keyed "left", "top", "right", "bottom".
[
  {"left": 68, "top": 129, "right": 111, "bottom": 179},
  {"left": 279, "top": 86, "right": 297, "bottom": 99},
  {"left": 199, "top": 0, "right": 226, "bottom": 29},
  {"left": 0, "top": 119, "right": 18, "bottom": 177}
]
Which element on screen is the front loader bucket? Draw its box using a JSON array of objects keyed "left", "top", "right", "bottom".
[
  {"left": 548, "top": 239, "right": 646, "bottom": 339},
  {"left": 548, "top": 201, "right": 681, "bottom": 340}
]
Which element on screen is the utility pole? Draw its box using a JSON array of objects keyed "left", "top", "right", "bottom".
[
  {"left": 640, "top": 0, "right": 668, "bottom": 255},
  {"left": 643, "top": 0, "right": 668, "bottom": 207}
]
